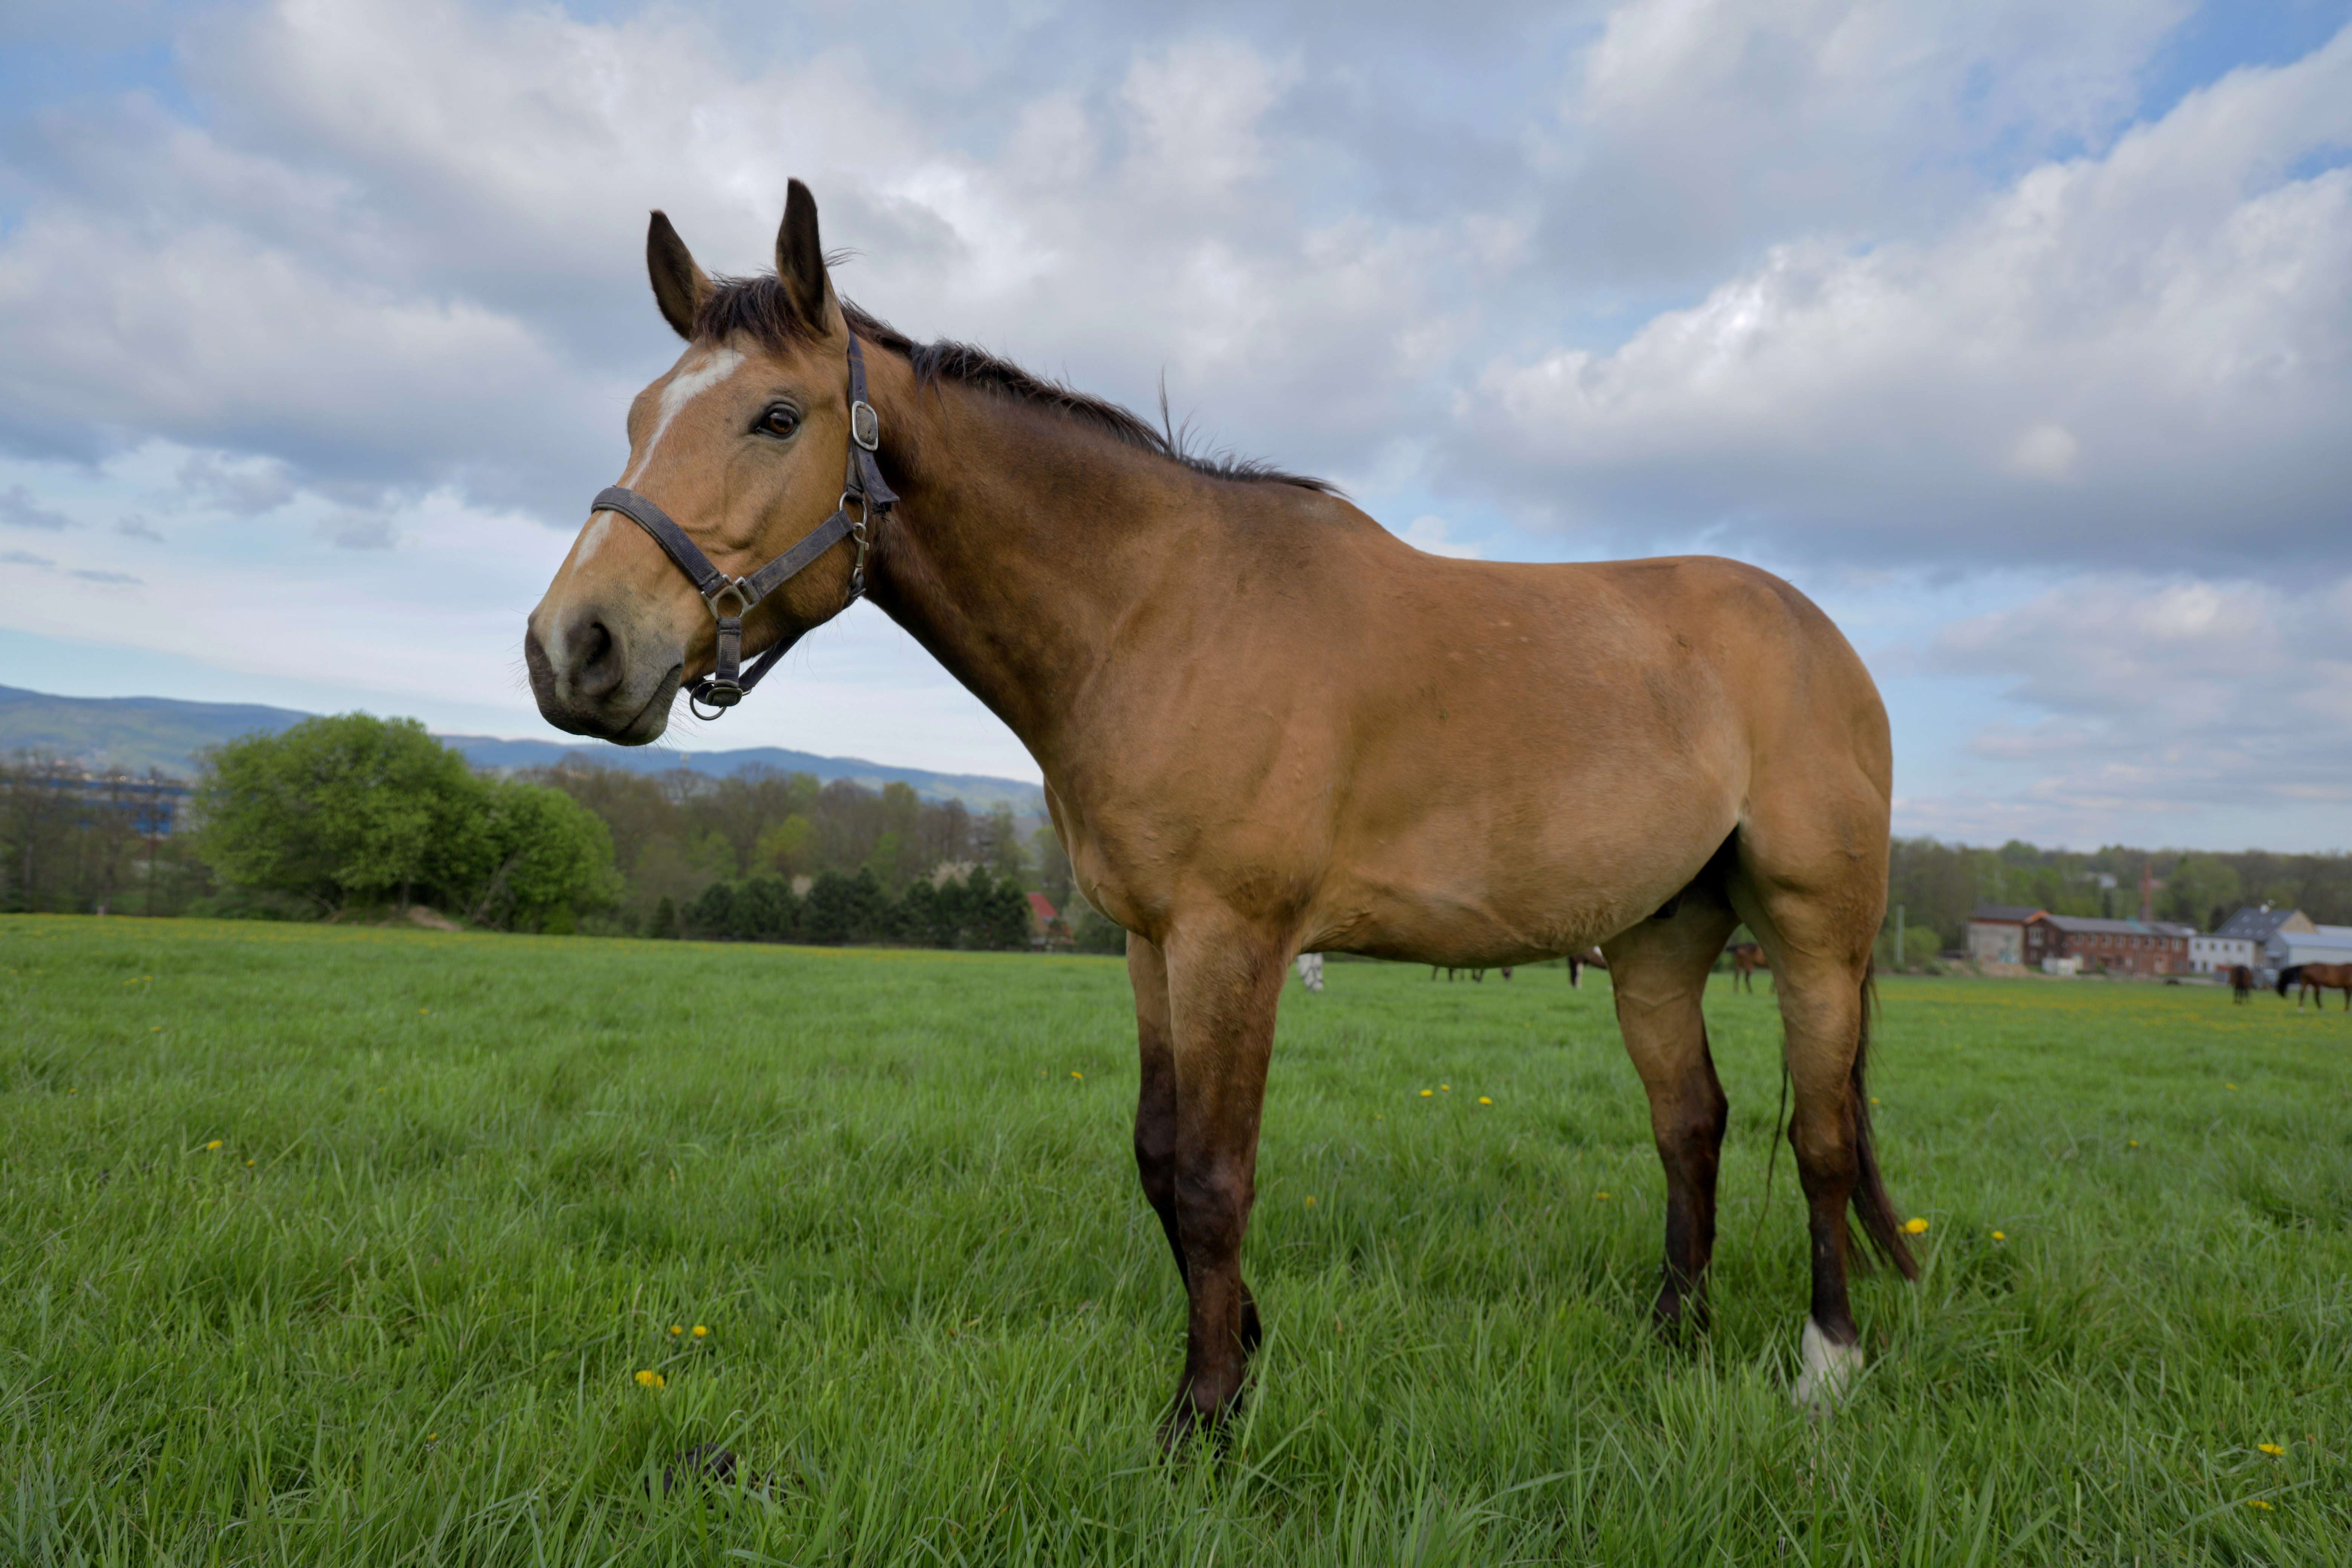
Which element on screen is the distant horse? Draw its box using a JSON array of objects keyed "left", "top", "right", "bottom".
[
  {"left": 1727, "top": 941, "right": 1772, "bottom": 992},
  {"left": 1567, "top": 947, "right": 1607, "bottom": 988},
  {"left": 2229, "top": 964, "right": 2255, "bottom": 1004},
  {"left": 2278, "top": 963, "right": 2352, "bottom": 1009},
  {"left": 526, "top": 183, "right": 1915, "bottom": 1432}
]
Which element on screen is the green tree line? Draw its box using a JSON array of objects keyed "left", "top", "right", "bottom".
[
  {"left": 524, "top": 762, "right": 1028, "bottom": 932},
  {"left": 1885, "top": 837, "right": 2352, "bottom": 951},
  {"left": 678, "top": 866, "right": 1034, "bottom": 948},
  {"left": 15, "top": 728, "right": 2351, "bottom": 954}
]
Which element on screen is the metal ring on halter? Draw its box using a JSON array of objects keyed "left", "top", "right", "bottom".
[
  {"left": 848, "top": 517, "right": 871, "bottom": 600},
  {"left": 703, "top": 578, "right": 757, "bottom": 619}
]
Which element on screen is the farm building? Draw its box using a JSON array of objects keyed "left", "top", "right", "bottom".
[
  {"left": 2188, "top": 930, "right": 2257, "bottom": 974},
  {"left": 2208, "top": 905, "right": 2352, "bottom": 972},
  {"left": 2277, "top": 925, "right": 2352, "bottom": 970},
  {"left": 2022, "top": 914, "right": 2192, "bottom": 977},
  {"left": 2212, "top": 904, "right": 2310, "bottom": 970},
  {"left": 1965, "top": 904, "right": 2040, "bottom": 965},
  {"left": 1024, "top": 891, "right": 1070, "bottom": 949}
]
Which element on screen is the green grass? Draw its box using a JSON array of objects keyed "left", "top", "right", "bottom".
[{"left": 3, "top": 915, "right": 2346, "bottom": 1565}]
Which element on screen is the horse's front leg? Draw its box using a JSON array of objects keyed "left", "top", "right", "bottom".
[{"left": 1154, "top": 914, "right": 1286, "bottom": 1446}]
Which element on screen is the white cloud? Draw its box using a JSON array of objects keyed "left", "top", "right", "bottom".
[
  {"left": 1478, "top": 22, "right": 2352, "bottom": 567},
  {"left": 1930, "top": 573, "right": 2352, "bottom": 815},
  {"left": 1548, "top": 0, "right": 2198, "bottom": 286}
]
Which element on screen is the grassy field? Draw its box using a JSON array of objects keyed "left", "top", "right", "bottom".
[{"left": 2, "top": 915, "right": 2346, "bottom": 1565}]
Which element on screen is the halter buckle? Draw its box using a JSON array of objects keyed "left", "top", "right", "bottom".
[
  {"left": 703, "top": 577, "right": 758, "bottom": 619},
  {"left": 850, "top": 400, "right": 880, "bottom": 452}
]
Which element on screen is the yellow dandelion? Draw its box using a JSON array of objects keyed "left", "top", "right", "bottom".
[
  {"left": 692, "top": 1325, "right": 708, "bottom": 1338},
  {"left": 426, "top": 1433, "right": 437, "bottom": 1442},
  {"left": 1596, "top": 1191, "right": 1612, "bottom": 1201},
  {"left": 2128, "top": 1139, "right": 2140, "bottom": 1147},
  {"left": 2257, "top": 1442, "right": 2285, "bottom": 1456},
  {"left": 1870, "top": 1096, "right": 1880, "bottom": 1105},
  {"left": 1478, "top": 1096, "right": 1493, "bottom": 1105},
  {"left": 1071, "top": 1071, "right": 1083, "bottom": 1080},
  {"left": 245, "top": 1159, "right": 255, "bottom": 1167},
  {"left": 633, "top": 1369, "right": 665, "bottom": 1388},
  {"left": 1902, "top": 1217, "right": 1929, "bottom": 1235},
  {"left": 1420, "top": 1089, "right": 1433, "bottom": 1097},
  {"left": 205, "top": 1140, "right": 223, "bottom": 1151},
  {"left": 2245, "top": 1499, "right": 2272, "bottom": 1510},
  {"left": 421, "top": 1008, "right": 429, "bottom": 1014},
  {"left": 67, "top": 1087, "right": 77, "bottom": 1094},
  {"left": 1990, "top": 1230, "right": 2006, "bottom": 1241},
  {"left": 151, "top": 1026, "right": 160, "bottom": 1032},
  {"left": 1303, "top": 1196, "right": 1317, "bottom": 1207},
  {"left": 669, "top": 1325, "right": 683, "bottom": 1336},
  {"left": 1440, "top": 1084, "right": 1451, "bottom": 1092},
  {"left": 2226, "top": 1082, "right": 2236, "bottom": 1090}
]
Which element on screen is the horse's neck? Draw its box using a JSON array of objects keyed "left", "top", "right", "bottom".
[{"left": 862, "top": 373, "right": 1189, "bottom": 763}]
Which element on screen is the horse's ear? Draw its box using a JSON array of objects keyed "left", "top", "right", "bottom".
[
  {"left": 775, "top": 179, "right": 841, "bottom": 334},
  {"left": 647, "top": 211, "right": 710, "bottom": 340}
]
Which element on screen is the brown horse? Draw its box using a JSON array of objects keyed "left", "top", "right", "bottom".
[
  {"left": 2279, "top": 963, "right": 2352, "bottom": 1009},
  {"left": 1727, "top": 940, "right": 1772, "bottom": 993},
  {"left": 525, "top": 184, "right": 1916, "bottom": 1432},
  {"left": 2229, "top": 963, "right": 2255, "bottom": 1004}
]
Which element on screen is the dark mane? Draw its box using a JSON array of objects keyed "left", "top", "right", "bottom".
[{"left": 692, "top": 273, "right": 1334, "bottom": 494}]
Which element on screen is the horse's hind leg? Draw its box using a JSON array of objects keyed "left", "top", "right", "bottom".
[
  {"left": 1602, "top": 891, "right": 1739, "bottom": 1334},
  {"left": 1733, "top": 874, "right": 1918, "bottom": 1411}
]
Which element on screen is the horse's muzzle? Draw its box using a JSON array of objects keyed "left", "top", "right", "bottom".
[{"left": 524, "top": 607, "right": 677, "bottom": 743}]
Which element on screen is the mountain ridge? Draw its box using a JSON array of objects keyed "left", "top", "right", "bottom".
[{"left": 0, "top": 684, "right": 1043, "bottom": 814}]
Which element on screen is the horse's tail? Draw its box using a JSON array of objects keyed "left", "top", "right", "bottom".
[
  {"left": 2277, "top": 966, "right": 2303, "bottom": 998},
  {"left": 1848, "top": 960, "right": 1919, "bottom": 1280}
]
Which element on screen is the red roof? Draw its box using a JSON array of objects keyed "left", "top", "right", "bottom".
[{"left": 1025, "top": 892, "right": 1058, "bottom": 925}]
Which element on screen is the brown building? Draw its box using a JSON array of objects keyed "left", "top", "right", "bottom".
[{"left": 2023, "top": 914, "right": 2192, "bottom": 977}]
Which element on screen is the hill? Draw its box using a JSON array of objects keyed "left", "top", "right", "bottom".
[{"left": 0, "top": 684, "right": 1043, "bottom": 814}]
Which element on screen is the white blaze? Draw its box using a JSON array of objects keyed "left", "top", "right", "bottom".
[{"left": 622, "top": 347, "right": 745, "bottom": 485}]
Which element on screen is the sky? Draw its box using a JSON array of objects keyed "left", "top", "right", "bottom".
[{"left": 1, "top": 0, "right": 2348, "bottom": 851}]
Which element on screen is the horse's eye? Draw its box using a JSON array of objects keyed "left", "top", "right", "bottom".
[{"left": 760, "top": 406, "right": 800, "bottom": 439}]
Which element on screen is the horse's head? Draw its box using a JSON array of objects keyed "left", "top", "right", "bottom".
[{"left": 526, "top": 181, "right": 871, "bottom": 743}]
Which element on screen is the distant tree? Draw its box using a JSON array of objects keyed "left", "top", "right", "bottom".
[
  {"left": 2162, "top": 853, "right": 2240, "bottom": 931},
  {"left": 647, "top": 895, "right": 680, "bottom": 939},
  {"left": 979, "top": 803, "right": 1025, "bottom": 880},
  {"left": 1031, "top": 824, "right": 1073, "bottom": 906},
  {"left": 193, "top": 715, "right": 617, "bottom": 926},
  {"left": 193, "top": 716, "right": 486, "bottom": 915},
  {"left": 465, "top": 779, "right": 623, "bottom": 931},
  {"left": 755, "top": 813, "right": 814, "bottom": 876}
]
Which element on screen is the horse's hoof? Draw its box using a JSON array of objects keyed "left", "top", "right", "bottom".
[
  {"left": 1159, "top": 1377, "right": 1246, "bottom": 1455},
  {"left": 658, "top": 1442, "right": 741, "bottom": 1494},
  {"left": 1791, "top": 1318, "right": 1865, "bottom": 1415}
]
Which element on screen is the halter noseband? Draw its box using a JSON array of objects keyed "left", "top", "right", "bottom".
[{"left": 588, "top": 331, "right": 899, "bottom": 721}]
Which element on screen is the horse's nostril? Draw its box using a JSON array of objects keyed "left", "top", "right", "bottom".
[{"left": 571, "top": 614, "right": 623, "bottom": 699}]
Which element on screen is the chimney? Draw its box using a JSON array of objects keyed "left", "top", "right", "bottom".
[{"left": 2139, "top": 860, "right": 2153, "bottom": 925}]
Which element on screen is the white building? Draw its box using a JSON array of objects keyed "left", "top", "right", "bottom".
[
  {"left": 2278, "top": 925, "right": 2352, "bottom": 969},
  {"left": 2188, "top": 934, "right": 2257, "bottom": 974}
]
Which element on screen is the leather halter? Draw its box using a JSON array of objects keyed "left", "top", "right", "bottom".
[{"left": 588, "top": 331, "right": 898, "bottom": 720}]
